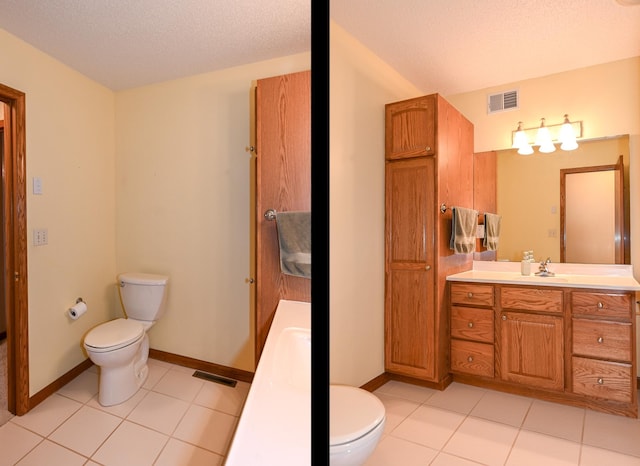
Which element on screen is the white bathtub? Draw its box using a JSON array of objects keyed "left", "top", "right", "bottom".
[{"left": 225, "top": 299, "right": 311, "bottom": 465}]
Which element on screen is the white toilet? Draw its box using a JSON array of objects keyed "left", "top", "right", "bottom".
[
  {"left": 84, "top": 272, "right": 169, "bottom": 406},
  {"left": 330, "top": 385, "right": 386, "bottom": 466}
]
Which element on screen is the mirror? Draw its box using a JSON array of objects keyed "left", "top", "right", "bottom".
[{"left": 490, "top": 135, "right": 630, "bottom": 264}]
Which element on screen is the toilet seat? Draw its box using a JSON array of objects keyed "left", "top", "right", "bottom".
[
  {"left": 84, "top": 318, "right": 145, "bottom": 353},
  {"left": 330, "top": 385, "right": 385, "bottom": 446}
]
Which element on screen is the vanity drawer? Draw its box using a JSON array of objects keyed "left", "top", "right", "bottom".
[
  {"left": 571, "top": 291, "right": 632, "bottom": 321},
  {"left": 451, "top": 339, "right": 494, "bottom": 377},
  {"left": 500, "top": 287, "right": 563, "bottom": 313},
  {"left": 572, "top": 319, "right": 632, "bottom": 361},
  {"left": 451, "top": 306, "right": 494, "bottom": 343},
  {"left": 572, "top": 356, "right": 633, "bottom": 403},
  {"left": 450, "top": 283, "right": 494, "bottom": 307}
]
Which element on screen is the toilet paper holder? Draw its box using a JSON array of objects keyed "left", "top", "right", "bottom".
[{"left": 76, "top": 297, "right": 84, "bottom": 304}]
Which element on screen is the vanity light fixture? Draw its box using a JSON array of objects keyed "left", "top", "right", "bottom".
[{"left": 511, "top": 115, "right": 582, "bottom": 155}]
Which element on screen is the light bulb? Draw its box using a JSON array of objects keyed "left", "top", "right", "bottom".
[
  {"left": 512, "top": 122, "right": 528, "bottom": 149},
  {"left": 559, "top": 114, "right": 578, "bottom": 151}
]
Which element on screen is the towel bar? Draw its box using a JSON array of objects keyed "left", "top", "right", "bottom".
[
  {"left": 264, "top": 209, "right": 277, "bottom": 221},
  {"left": 440, "top": 203, "right": 483, "bottom": 216}
]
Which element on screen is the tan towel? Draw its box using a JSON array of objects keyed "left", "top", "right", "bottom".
[
  {"left": 275, "top": 211, "right": 311, "bottom": 278},
  {"left": 450, "top": 207, "right": 478, "bottom": 254},
  {"left": 483, "top": 213, "right": 501, "bottom": 251}
]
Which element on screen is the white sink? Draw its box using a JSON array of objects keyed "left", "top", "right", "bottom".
[{"left": 514, "top": 275, "right": 569, "bottom": 283}]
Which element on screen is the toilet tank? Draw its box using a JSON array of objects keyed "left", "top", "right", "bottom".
[{"left": 118, "top": 272, "right": 169, "bottom": 322}]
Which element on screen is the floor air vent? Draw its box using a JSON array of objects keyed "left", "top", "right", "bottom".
[
  {"left": 487, "top": 89, "right": 519, "bottom": 113},
  {"left": 192, "top": 370, "right": 238, "bottom": 387}
]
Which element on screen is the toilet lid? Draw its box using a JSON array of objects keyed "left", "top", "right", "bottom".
[
  {"left": 330, "top": 385, "right": 385, "bottom": 446},
  {"left": 84, "top": 318, "right": 144, "bottom": 352}
]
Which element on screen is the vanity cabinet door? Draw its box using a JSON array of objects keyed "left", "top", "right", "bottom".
[{"left": 500, "top": 311, "right": 564, "bottom": 391}]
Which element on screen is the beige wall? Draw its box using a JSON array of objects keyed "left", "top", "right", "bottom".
[
  {"left": 115, "top": 54, "right": 310, "bottom": 372},
  {"left": 329, "top": 22, "right": 422, "bottom": 386},
  {"left": 0, "top": 29, "right": 117, "bottom": 395}
]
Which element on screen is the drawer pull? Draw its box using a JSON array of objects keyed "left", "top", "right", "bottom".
[
  {"left": 468, "top": 322, "right": 474, "bottom": 328},
  {"left": 425, "top": 146, "right": 432, "bottom": 152},
  {"left": 502, "top": 315, "right": 507, "bottom": 321},
  {"left": 597, "top": 336, "right": 604, "bottom": 344},
  {"left": 597, "top": 377, "right": 604, "bottom": 385},
  {"left": 597, "top": 302, "right": 604, "bottom": 309},
  {"left": 425, "top": 265, "right": 431, "bottom": 270},
  {"left": 467, "top": 292, "right": 473, "bottom": 298},
  {"left": 467, "top": 356, "right": 474, "bottom": 363}
]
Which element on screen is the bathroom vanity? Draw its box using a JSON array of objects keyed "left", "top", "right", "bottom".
[{"left": 447, "top": 262, "right": 640, "bottom": 417}]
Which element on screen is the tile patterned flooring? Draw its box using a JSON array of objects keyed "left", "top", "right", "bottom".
[
  {"left": 1, "top": 360, "right": 640, "bottom": 465},
  {"left": 0, "top": 359, "right": 249, "bottom": 465},
  {"left": 366, "top": 380, "right": 640, "bottom": 465}
]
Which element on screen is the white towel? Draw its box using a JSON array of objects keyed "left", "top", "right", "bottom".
[
  {"left": 450, "top": 207, "right": 478, "bottom": 254},
  {"left": 483, "top": 213, "right": 501, "bottom": 251}
]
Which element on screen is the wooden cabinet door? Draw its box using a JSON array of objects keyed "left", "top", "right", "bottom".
[
  {"left": 500, "top": 311, "right": 564, "bottom": 390},
  {"left": 385, "top": 157, "right": 436, "bottom": 379},
  {"left": 255, "top": 70, "right": 311, "bottom": 365},
  {"left": 385, "top": 95, "right": 436, "bottom": 160}
]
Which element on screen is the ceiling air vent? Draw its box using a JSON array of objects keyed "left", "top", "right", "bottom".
[{"left": 487, "top": 89, "right": 519, "bottom": 114}]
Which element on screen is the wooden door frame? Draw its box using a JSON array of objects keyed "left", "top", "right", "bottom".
[
  {"left": 560, "top": 156, "right": 626, "bottom": 264},
  {"left": 0, "top": 83, "right": 29, "bottom": 415}
]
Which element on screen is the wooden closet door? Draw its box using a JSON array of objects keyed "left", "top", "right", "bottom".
[
  {"left": 385, "top": 157, "right": 436, "bottom": 379},
  {"left": 255, "top": 70, "right": 311, "bottom": 365}
]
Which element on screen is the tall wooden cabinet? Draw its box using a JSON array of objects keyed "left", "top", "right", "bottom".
[
  {"left": 254, "top": 70, "right": 311, "bottom": 365},
  {"left": 385, "top": 94, "right": 474, "bottom": 384}
]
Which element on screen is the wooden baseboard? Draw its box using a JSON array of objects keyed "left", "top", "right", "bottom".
[
  {"left": 28, "top": 358, "right": 93, "bottom": 411},
  {"left": 148, "top": 349, "right": 254, "bottom": 384},
  {"left": 26, "top": 349, "right": 255, "bottom": 414},
  {"left": 360, "top": 372, "right": 453, "bottom": 392}
]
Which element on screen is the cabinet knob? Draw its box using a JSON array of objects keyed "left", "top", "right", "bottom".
[
  {"left": 468, "top": 322, "right": 474, "bottom": 328},
  {"left": 425, "top": 265, "right": 431, "bottom": 270},
  {"left": 467, "top": 356, "right": 474, "bottom": 363},
  {"left": 597, "top": 336, "right": 604, "bottom": 344},
  {"left": 467, "top": 292, "right": 473, "bottom": 298},
  {"left": 425, "top": 146, "right": 432, "bottom": 152},
  {"left": 502, "top": 315, "right": 507, "bottom": 321},
  {"left": 597, "top": 302, "right": 604, "bottom": 309},
  {"left": 597, "top": 377, "right": 604, "bottom": 385}
]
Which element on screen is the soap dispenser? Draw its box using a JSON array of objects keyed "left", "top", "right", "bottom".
[{"left": 521, "top": 251, "right": 531, "bottom": 276}]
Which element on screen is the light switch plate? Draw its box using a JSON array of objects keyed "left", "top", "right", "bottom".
[{"left": 33, "top": 177, "right": 43, "bottom": 195}]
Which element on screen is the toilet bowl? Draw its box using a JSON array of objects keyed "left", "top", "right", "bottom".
[
  {"left": 83, "top": 272, "right": 168, "bottom": 406},
  {"left": 330, "top": 385, "right": 386, "bottom": 466}
]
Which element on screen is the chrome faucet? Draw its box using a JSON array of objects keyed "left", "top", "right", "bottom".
[{"left": 536, "top": 257, "right": 554, "bottom": 276}]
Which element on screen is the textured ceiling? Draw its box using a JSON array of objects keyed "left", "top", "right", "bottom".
[
  {"left": 0, "top": 0, "right": 310, "bottom": 90},
  {"left": 0, "top": 1, "right": 638, "bottom": 94},
  {"left": 331, "top": 0, "right": 640, "bottom": 95}
]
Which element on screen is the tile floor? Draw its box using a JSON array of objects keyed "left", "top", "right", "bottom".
[
  {"left": 2, "top": 362, "right": 640, "bottom": 465},
  {"left": 0, "top": 359, "right": 250, "bottom": 465},
  {"left": 366, "top": 380, "right": 640, "bottom": 465}
]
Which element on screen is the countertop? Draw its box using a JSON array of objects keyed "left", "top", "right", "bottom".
[{"left": 447, "top": 261, "right": 640, "bottom": 291}]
